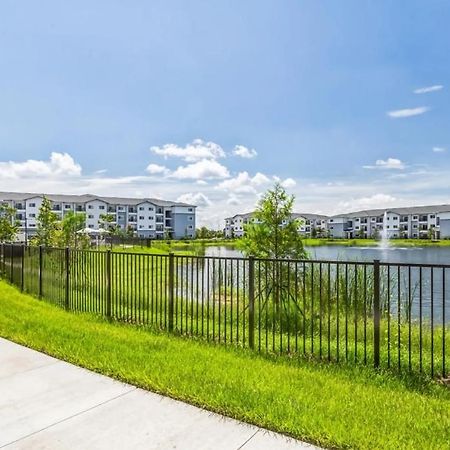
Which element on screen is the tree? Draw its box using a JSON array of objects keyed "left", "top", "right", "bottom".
[
  {"left": 34, "top": 197, "right": 59, "bottom": 247},
  {"left": 0, "top": 205, "right": 20, "bottom": 242},
  {"left": 56, "top": 211, "right": 89, "bottom": 248},
  {"left": 237, "top": 183, "right": 307, "bottom": 259},
  {"left": 99, "top": 213, "right": 116, "bottom": 231}
]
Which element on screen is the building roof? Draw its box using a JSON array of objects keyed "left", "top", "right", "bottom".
[
  {"left": 329, "top": 204, "right": 450, "bottom": 219},
  {"left": 0, "top": 191, "right": 196, "bottom": 208},
  {"left": 226, "top": 211, "right": 329, "bottom": 221}
]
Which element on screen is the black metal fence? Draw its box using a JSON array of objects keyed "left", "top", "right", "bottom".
[{"left": 1, "top": 243, "right": 448, "bottom": 378}]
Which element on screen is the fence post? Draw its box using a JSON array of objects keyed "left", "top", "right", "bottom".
[
  {"left": 373, "top": 259, "right": 381, "bottom": 368},
  {"left": 65, "top": 247, "right": 70, "bottom": 311},
  {"left": 168, "top": 252, "right": 175, "bottom": 332},
  {"left": 106, "top": 250, "right": 112, "bottom": 320},
  {"left": 20, "top": 244, "right": 25, "bottom": 292},
  {"left": 10, "top": 245, "right": 13, "bottom": 284},
  {"left": 39, "top": 246, "right": 43, "bottom": 298},
  {"left": 248, "top": 256, "right": 255, "bottom": 349}
]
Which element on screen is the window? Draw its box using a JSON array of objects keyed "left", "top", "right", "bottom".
[
  {"left": 29, "top": 203, "right": 36, "bottom": 207},
  {"left": 139, "top": 206, "right": 144, "bottom": 211},
  {"left": 393, "top": 217, "right": 398, "bottom": 220},
  {"left": 188, "top": 208, "right": 193, "bottom": 212},
  {"left": 88, "top": 215, "right": 94, "bottom": 219},
  {"left": 29, "top": 213, "right": 36, "bottom": 218},
  {"left": 413, "top": 216, "right": 418, "bottom": 220},
  {"left": 99, "top": 205, "right": 105, "bottom": 210},
  {"left": 88, "top": 205, "right": 93, "bottom": 209},
  {"left": 118, "top": 206, "right": 124, "bottom": 211},
  {"left": 148, "top": 207, "right": 154, "bottom": 211},
  {"left": 430, "top": 215, "right": 435, "bottom": 219},
  {"left": 88, "top": 224, "right": 94, "bottom": 228},
  {"left": 189, "top": 216, "right": 193, "bottom": 221},
  {"left": 148, "top": 216, "right": 154, "bottom": 221},
  {"left": 139, "top": 216, "right": 144, "bottom": 220},
  {"left": 65, "top": 204, "right": 71, "bottom": 209},
  {"left": 29, "top": 224, "right": 35, "bottom": 227}
]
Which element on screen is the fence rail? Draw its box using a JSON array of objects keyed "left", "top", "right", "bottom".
[{"left": 0, "top": 244, "right": 448, "bottom": 378}]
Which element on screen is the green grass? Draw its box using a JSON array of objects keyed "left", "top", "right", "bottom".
[{"left": 1, "top": 281, "right": 449, "bottom": 449}]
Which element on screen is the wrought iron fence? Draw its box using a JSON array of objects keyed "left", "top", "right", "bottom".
[{"left": 0, "top": 243, "right": 448, "bottom": 378}]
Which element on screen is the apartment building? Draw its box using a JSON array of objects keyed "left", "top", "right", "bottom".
[
  {"left": 224, "top": 212, "right": 328, "bottom": 238},
  {"left": 328, "top": 205, "right": 450, "bottom": 239},
  {"left": 0, "top": 192, "right": 196, "bottom": 241}
]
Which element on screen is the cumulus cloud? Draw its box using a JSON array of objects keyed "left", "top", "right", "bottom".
[
  {"left": 337, "top": 194, "right": 398, "bottom": 212},
  {"left": 281, "top": 178, "right": 296, "bottom": 188},
  {"left": 150, "top": 139, "right": 226, "bottom": 162},
  {"left": 177, "top": 192, "right": 211, "bottom": 207},
  {"left": 0, "top": 152, "right": 81, "bottom": 178},
  {"left": 433, "top": 147, "right": 446, "bottom": 153},
  {"left": 216, "top": 171, "right": 271, "bottom": 194},
  {"left": 171, "top": 159, "right": 230, "bottom": 180},
  {"left": 387, "top": 107, "right": 429, "bottom": 118},
  {"left": 226, "top": 195, "right": 242, "bottom": 205},
  {"left": 232, "top": 145, "right": 257, "bottom": 159},
  {"left": 414, "top": 85, "right": 443, "bottom": 94},
  {"left": 146, "top": 163, "right": 169, "bottom": 175},
  {"left": 363, "top": 158, "right": 405, "bottom": 170}
]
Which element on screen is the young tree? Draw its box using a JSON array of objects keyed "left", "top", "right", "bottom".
[
  {"left": 34, "top": 197, "right": 59, "bottom": 247},
  {"left": 0, "top": 205, "right": 20, "bottom": 242},
  {"left": 56, "top": 211, "right": 88, "bottom": 248},
  {"left": 237, "top": 183, "right": 307, "bottom": 259}
]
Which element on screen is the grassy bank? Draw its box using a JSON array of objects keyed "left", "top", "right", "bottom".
[{"left": 0, "top": 281, "right": 449, "bottom": 449}]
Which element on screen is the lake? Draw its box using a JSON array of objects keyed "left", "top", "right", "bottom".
[
  {"left": 205, "top": 244, "right": 450, "bottom": 265},
  {"left": 203, "top": 245, "right": 450, "bottom": 322}
]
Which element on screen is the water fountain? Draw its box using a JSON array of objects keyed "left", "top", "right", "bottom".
[{"left": 379, "top": 210, "right": 390, "bottom": 248}]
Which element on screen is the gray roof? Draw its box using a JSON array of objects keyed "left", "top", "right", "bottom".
[
  {"left": 0, "top": 191, "right": 196, "bottom": 208},
  {"left": 330, "top": 204, "right": 450, "bottom": 219},
  {"left": 226, "top": 211, "right": 329, "bottom": 221}
]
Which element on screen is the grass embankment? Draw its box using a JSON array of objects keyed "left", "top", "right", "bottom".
[{"left": 1, "top": 281, "right": 449, "bottom": 449}]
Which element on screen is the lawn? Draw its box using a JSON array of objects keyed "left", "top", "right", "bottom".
[{"left": 0, "top": 281, "right": 449, "bottom": 449}]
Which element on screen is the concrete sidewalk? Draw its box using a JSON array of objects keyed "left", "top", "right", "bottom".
[{"left": 0, "top": 338, "right": 319, "bottom": 449}]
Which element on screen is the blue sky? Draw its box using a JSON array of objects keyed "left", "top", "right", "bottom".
[{"left": 0, "top": 0, "right": 449, "bottom": 227}]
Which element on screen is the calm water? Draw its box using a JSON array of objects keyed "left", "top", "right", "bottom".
[
  {"left": 205, "top": 244, "right": 450, "bottom": 265},
  {"left": 203, "top": 245, "right": 450, "bottom": 322}
]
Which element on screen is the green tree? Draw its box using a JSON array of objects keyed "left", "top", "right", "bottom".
[
  {"left": 34, "top": 197, "right": 59, "bottom": 247},
  {"left": 0, "top": 205, "right": 20, "bottom": 242},
  {"left": 237, "top": 183, "right": 307, "bottom": 259},
  {"left": 56, "top": 211, "right": 88, "bottom": 248}
]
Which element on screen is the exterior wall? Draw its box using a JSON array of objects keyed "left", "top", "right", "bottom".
[
  {"left": 136, "top": 202, "right": 157, "bottom": 236},
  {"left": 85, "top": 200, "right": 108, "bottom": 229},
  {"left": 172, "top": 206, "right": 196, "bottom": 239}
]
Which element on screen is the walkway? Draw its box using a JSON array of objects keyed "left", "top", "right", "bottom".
[{"left": 0, "top": 338, "right": 319, "bottom": 449}]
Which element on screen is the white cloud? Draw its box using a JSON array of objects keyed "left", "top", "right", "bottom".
[
  {"left": 433, "top": 147, "right": 446, "bottom": 153},
  {"left": 232, "top": 145, "right": 257, "bottom": 159},
  {"left": 177, "top": 192, "right": 211, "bottom": 207},
  {"left": 363, "top": 158, "right": 405, "bottom": 170},
  {"left": 146, "top": 163, "right": 169, "bottom": 175},
  {"left": 414, "top": 85, "right": 443, "bottom": 94},
  {"left": 387, "top": 107, "right": 429, "bottom": 118},
  {"left": 226, "top": 195, "right": 242, "bottom": 206},
  {"left": 0, "top": 152, "right": 81, "bottom": 179},
  {"left": 151, "top": 139, "right": 226, "bottom": 162},
  {"left": 216, "top": 171, "right": 271, "bottom": 193},
  {"left": 281, "top": 177, "right": 296, "bottom": 188},
  {"left": 337, "top": 194, "right": 398, "bottom": 212},
  {"left": 196, "top": 180, "right": 208, "bottom": 185},
  {"left": 171, "top": 159, "right": 230, "bottom": 180}
]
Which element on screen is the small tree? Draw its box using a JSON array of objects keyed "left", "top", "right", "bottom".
[
  {"left": 34, "top": 197, "right": 59, "bottom": 247},
  {"left": 237, "top": 183, "right": 307, "bottom": 318},
  {"left": 237, "top": 183, "right": 307, "bottom": 259},
  {"left": 0, "top": 205, "right": 20, "bottom": 242},
  {"left": 56, "top": 211, "right": 88, "bottom": 248}
]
